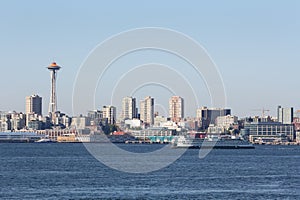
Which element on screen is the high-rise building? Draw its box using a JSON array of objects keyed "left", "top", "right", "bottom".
[
  {"left": 196, "top": 107, "right": 231, "bottom": 129},
  {"left": 169, "top": 96, "right": 184, "bottom": 122},
  {"left": 25, "top": 94, "right": 42, "bottom": 115},
  {"left": 277, "top": 106, "right": 293, "bottom": 124},
  {"left": 88, "top": 110, "right": 103, "bottom": 126},
  {"left": 102, "top": 105, "right": 116, "bottom": 124},
  {"left": 47, "top": 62, "right": 61, "bottom": 123},
  {"left": 140, "top": 96, "right": 154, "bottom": 125},
  {"left": 122, "top": 96, "right": 137, "bottom": 120}
]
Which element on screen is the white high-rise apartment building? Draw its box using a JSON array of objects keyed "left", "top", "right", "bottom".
[
  {"left": 102, "top": 105, "right": 116, "bottom": 124},
  {"left": 140, "top": 96, "right": 154, "bottom": 125},
  {"left": 277, "top": 106, "right": 293, "bottom": 124},
  {"left": 169, "top": 96, "right": 184, "bottom": 122},
  {"left": 122, "top": 97, "right": 137, "bottom": 120}
]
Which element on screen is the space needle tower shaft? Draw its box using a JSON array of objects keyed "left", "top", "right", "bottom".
[{"left": 47, "top": 62, "right": 61, "bottom": 123}]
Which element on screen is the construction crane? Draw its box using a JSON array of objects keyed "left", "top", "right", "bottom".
[{"left": 251, "top": 108, "right": 270, "bottom": 118}]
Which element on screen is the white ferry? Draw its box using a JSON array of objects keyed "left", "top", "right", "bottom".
[
  {"left": 0, "top": 132, "right": 45, "bottom": 143},
  {"left": 172, "top": 135, "right": 254, "bottom": 149},
  {"left": 35, "top": 138, "right": 56, "bottom": 143}
]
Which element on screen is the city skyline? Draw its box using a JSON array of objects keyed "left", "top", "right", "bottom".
[
  {"left": 5, "top": 91, "right": 299, "bottom": 121},
  {"left": 2, "top": 91, "right": 298, "bottom": 143},
  {"left": 2, "top": 57, "right": 299, "bottom": 120},
  {"left": 0, "top": 1, "right": 299, "bottom": 117}
]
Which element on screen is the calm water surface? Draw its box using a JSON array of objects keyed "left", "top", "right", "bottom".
[{"left": 0, "top": 143, "right": 299, "bottom": 199}]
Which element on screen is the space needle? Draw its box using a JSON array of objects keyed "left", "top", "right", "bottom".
[{"left": 47, "top": 62, "right": 61, "bottom": 124}]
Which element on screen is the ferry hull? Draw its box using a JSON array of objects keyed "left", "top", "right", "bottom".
[
  {"left": 175, "top": 145, "right": 255, "bottom": 149},
  {"left": 172, "top": 136, "right": 255, "bottom": 149}
]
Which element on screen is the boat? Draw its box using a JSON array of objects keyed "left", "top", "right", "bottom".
[
  {"left": 172, "top": 135, "right": 255, "bottom": 149},
  {"left": 0, "top": 132, "right": 45, "bottom": 143},
  {"left": 35, "top": 138, "right": 56, "bottom": 143}
]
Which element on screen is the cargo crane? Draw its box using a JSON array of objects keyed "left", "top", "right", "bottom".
[{"left": 251, "top": 108, "right": 270, "bottom": 118}]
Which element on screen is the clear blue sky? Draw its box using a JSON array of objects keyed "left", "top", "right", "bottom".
[{"left": 0, "top": 0, "right": 299, "bottom": 117}]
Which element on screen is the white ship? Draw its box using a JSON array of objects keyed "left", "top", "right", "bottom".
[
  {"left": 172, "top": 135, "right": 254, "bottom": 149},
  {"left": 0, "top": 132, "right": 45, "bottom": 143},
  {"left": 35, "top": 138, "right": 56, "bottom": 143}
]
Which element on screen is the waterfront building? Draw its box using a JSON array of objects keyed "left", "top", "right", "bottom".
[
  {"left": 160, "top": 121, "right": 180, "bottom": 130},
  {"left": 169, "top": 96, "right": 184, "bottom": 122},
  {"left": 26, "top": 113, "right": 42, "bottom": 128},
  {"left": 277, "top": 106, "right": 293, "bottom": 124},
  {"left": 293, "top": 117, "right": 300, "bottom": 143},
  {"left": 180, "top": 118, "right": 199, "bottom": 130},
  {"left": 0, "top": 120, "right": 9, "bottom": 132},
  {"left": 35, "top": 129, "right": 77, "bottom": 140},
  {"left": 243, "top": 121, "right": 294, "bottom": 142},
  {"left": 296, "top": 131, "right": 300, "bottom": 143},
  {"left": 10, "top": 112, "right": 26, "bottom": 131},
  {"left": 293, "top": 117, "right": 300, "bottom": 131},
  {"left": 71, "top": 116, "right": 91, "bottom": 130},
  {"left": 60, "top": 114, "right": 72, "bottom": 128},
  {"left": 216, "top": 115, "right": 238, "bottom": 130},
  {"left": 102, "top": 105, "right": 116, "bottom": 125},
  {"left": 154, "top": 116, "right": 168, "bottom": 127},
  {"left": 27, "top": 120, "right": 43, "bottom": 130},
  {"left": 42, "top": 116, "right": 52, "bottom": 129},
  {"left": 0, "top": 112, "right": 10, "bottom": 132},
  {"left": 130, "top": 127, "right": 175, "bottom": 142},
  {"left": 140, "top": 96, "right": 154, "bottom": 125},
  {"left": 196, "top": 107, "right": 231, "bottom": 129},
  {"left": 124, "top": 119, "right": 142, "bottom": 128},
  {"left": 207, "top": 124, "right": 225, "bottom": 134},
  {"left": 122, "top": 97, "right": 137, "bottom": 120},
  {"left": 51, "top": 111, "right": 72, "bottom": 128}
]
